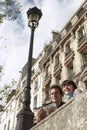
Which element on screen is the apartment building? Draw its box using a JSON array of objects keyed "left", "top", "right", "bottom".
[
  {"left": 40, "top": 0, "right": 87, "bottom": 100},
  {"left": 30, "top": 0, "right": 87, "bottom": 106},
  {"left": 0, "top": 0, "right": 87, "bottom": 130},
  {"left": 0, "top": 93, "right": 17, "bottom": 130},
  {"left": 30, "top": 55, "right": 44, "bottom": 110}
]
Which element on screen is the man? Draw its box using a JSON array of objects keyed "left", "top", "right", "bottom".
[{"left": 35, "top": 85, "right": 64, "bottom": 123}]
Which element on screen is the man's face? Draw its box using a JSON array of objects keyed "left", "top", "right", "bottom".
[{"left": 50, "top": 88, "right": 62, "bottom": 107}]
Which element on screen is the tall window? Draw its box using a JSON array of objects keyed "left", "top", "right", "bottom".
[
  {"left": 55, "top": 75, "right": 61, "bottom": 86},
  {"left": 81, "top": 53, "right": 87, "bottom": 70},
  {"left": 43, "top": 84, "right": 50, "bottom": 104},
  {"left": 68, "top": 65, "right": 74, "bottom": 80},
  {"left": 55, "top": 54, "right": 60, "bottom": 66},
  {"left": 34, "top": 80, "right": 38, "bottom": 91},
  {"left": 45, "top": 65, "right": 50, "bottom": 77},
  {"left": 78, "top": 26, "right": 85, "bottom": 42},
  {"left": 7, "top": 120, "right": 10, "bottom": 130},
  {"left": 83, "top": 53, "right": 87, "bottom": 64},
  {"left": 4, "top": 124, "right": 6, "bottom": 130},
  {"left": 34, "top": 95, "right": 37, "bottom": 108},
  {"left": 65, "top": 41, "right": 71, "bottom": 56}
]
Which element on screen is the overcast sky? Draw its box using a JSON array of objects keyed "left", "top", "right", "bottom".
[{"left": 0, "top": 0, "right": 85, "bottom": 87}]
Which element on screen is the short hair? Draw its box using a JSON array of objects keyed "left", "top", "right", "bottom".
[
  {"left": 50, "top": 84, "right": 63, "bottom": 95},
  {"left": 62, "top": 80, "right": 77, "bottom": 90}
]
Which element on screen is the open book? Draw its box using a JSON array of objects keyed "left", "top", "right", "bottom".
[
  {"left": 34, "top": 102, "right": 57, "bottom": 115},
  {"left": 43, "top": 102, "right": 57, "bottom": 115}
]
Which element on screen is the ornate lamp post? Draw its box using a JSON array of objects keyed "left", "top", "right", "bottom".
[{"left": 15, "top": 7, "right": 42, "bottom": 130}]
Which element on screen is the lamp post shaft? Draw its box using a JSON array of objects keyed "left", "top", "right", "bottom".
[
  {"left": 15, "top": 6, "right": 42, "bottom": 130},
  {"left": 15, "top": 27, "right": 35, "bottom": 130},
  {"left": 23, "top": 27, "right": 35, "bottom": 110},
  {"left": 27, "top": 27, "right": 35, "bottom": 89}
]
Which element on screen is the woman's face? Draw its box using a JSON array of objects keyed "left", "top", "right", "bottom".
[{"left": 62, "top": 84, "right": 74, "bottom": 95}]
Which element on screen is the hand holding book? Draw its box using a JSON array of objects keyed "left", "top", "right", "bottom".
[
  {"left": 43, "top": 102, "right": 57, "bottom": 115},
  {"left": 35, "top": 108, "right": 47, "bottom": 123},
  {"left": 34, "top": 102, "right": 57, "bottom": 123}
]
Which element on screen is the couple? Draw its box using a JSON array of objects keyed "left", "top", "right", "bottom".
[{"left": 35, "top": 80, "right": 82, "bottom": 123}]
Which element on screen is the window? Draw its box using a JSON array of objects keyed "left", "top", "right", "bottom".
[
  {"left": 34, "top": 95, "right": 37, "bottom": 108},
  {"left": 68, "top": 65, "right": 74, "bottom": 80},
  {"left": 45, "top": 66, "right": 50, "bottom": 77},
  {"left": 34, "top": 80, "right": 38, "bottom": 91},
  {"left": 55, "top": 54, "right": 60, "bottom": 66},
  {"left": 55, "top": 75, "right": 61, "bottom": 86},
  {"left": 65, "top": 41, "right": 71, "bottom": 56},
  {"left": 83, "top": 53, "right": 87, "bottom": 63},
  {"left": 43, "top": 84, "right": 50, "bottom": 104},
  {"left": 81, "top": 53, "right": 87, "bottom": 70},
  {"left": 78, "top": 26, "right": 85, "bottom": 42},
  {"left": 4, "top": 124, "right": 6, "bottom": 130},
  {"left": 7, "top": 120, "right": 10, "bottom": 130}
]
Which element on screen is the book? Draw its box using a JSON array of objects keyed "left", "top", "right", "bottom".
[
  {"left": 34, "top": 102, "right": 57, "bottom": 116},
  {"left": 43, "top": 102, "right": 57, "bottom": 115}
]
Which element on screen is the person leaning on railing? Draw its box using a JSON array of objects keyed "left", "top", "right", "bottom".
[
  {"left": 34, "top": 85, "right": 65, "bottom": 124},
  {"left": 61, "top": 79, "right": 82, "bottom": 102}
]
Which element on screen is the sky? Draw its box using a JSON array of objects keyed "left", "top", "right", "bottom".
[{"left": 0, "top": 0, "right": 85, "bottom": 87}]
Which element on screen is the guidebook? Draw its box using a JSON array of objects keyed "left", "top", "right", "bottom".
[
  {"left": 34, "top": 102, "right": 57, "bottom": 116},
  {"left": 43, "top": 102, "right": 57, "bottom": 115}
]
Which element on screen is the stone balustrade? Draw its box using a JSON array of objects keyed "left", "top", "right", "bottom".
[{"left": 31, "top": 91, "right": 87, "bottom": 130}]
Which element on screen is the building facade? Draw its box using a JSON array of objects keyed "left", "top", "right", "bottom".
[
  {"left": 0, "top": 0, "right": 87, "bottom": 130},
  {"left": 40, "top": 0, "right": 87, "bottom": 100}
]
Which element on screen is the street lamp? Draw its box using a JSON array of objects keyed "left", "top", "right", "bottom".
[{"left": 15, "top": 7, "right": 42, "bottom": 130}]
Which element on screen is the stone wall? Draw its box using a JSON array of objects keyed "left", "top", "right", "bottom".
[{"left": 31, "top": 91, "right": 87, "bottom": 130}]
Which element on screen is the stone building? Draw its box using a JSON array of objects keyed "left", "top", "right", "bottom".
[
  {"left": 40, "top": 0, "right": 87, "bottom": 102},
  {"left": 0, "top": 0, "right": 87, "bottom": 130}
]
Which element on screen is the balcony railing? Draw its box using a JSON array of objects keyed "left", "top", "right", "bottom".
[
  {"left": 43, "top": 73, "right": 51, "bottom": 87},
  {"left": 44, "top": 73, "right": 51, "bottom": 81},
  {"left": 31, "top": 91, "right": 87, "bottom": 130}
]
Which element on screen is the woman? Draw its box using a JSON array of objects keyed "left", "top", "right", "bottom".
[{"left": 62, "top": 80, "right": 82, "bottom": 102}]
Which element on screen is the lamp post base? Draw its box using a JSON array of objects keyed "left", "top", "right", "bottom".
[{"left": 15, "top": 109, "right": 34, "bottom": 130}]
